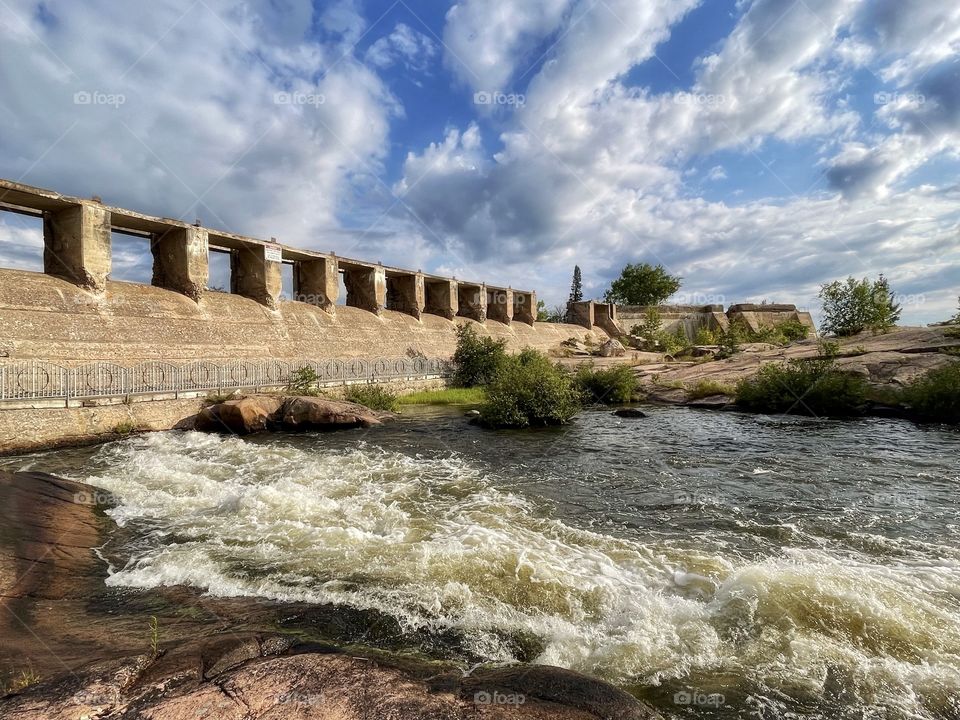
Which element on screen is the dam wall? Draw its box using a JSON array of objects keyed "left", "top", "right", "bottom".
[{"left": 0, "top": 270, "right": 592, "bottom": 364}]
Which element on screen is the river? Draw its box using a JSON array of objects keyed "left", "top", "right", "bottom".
[{"left": 4, "top": 405, "right": 959, "bottom": 719}]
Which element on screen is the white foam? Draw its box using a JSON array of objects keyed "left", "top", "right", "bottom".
[{"left": 84, "top": 431, "right": 960, "bottom": 714}]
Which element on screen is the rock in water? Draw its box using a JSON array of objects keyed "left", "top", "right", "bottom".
[
  {"left": 280, "top": 396, "right": 381, "bottom": 430},
  {"left": 599, "top": 338, "right": 626, "bottom": 357},
  {"left": 614, "top": 408, "right": 647, "bottom": 418},
  {"left": 194, "top": 395, "right": 283, "bottom": 434}
]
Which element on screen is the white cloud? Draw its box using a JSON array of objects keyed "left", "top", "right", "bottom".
[
  {"left": 0, "top": 0, "right": 396, "bottom": 245},
  {"left": 365, "top": 23, "right": 438, "bottom": 73}
]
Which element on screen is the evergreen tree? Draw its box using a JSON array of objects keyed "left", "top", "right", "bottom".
[{"left": 568, "top": 266, "right": 583, "bottom": 304}]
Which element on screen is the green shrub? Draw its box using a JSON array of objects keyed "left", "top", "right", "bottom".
[
  {"left": 344, "top": 385, "right": 399, "bottom": 411},
  {"left": 452, "top": 324, "right": 508, "bottom": 387},
  {"left": 776, "top": 319, "right": 811, "bottom": 342},
  {"left": 575, "top": 364, "right": 637, "bottom": 404},
  {"left": 289, "top": 366, "right": 321, "bottom": 395},
  {"left": 694, "top": 325, "right": 720, "bottom": 345},
  {"left": 715, "top": 325, "right": 741, "bottom": 359},
  {"left": 819, "top": 275, "right": 901, "bottom": 336},
  {"left": 480, "top": 349, "right": 582, "bottom": 428},
  {"left": 899, "top": 362, "right": 960, "bottom": 423},
  {"left": 735, "top": 356, "right": 868, "bottom": 416}
]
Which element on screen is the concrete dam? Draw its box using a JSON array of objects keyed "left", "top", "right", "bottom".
[{"left": 0, "top": 179, "right": 597, "bottom": 451}]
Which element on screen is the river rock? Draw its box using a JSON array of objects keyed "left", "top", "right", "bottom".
[
  {"left": 599, "top": 338, "right": 626, "bottom": 357},
  {"left": 614, "top": 408, "right": 647, "bottom": 418},
  {"left": 280, "top": 396, "right": 381, "bottom": 430},
  {"left": 195, "top": 395, "right": 283, "bottom": 434},
  {"left": 0, "top": 632, "right": 662, "bottom": 719}
]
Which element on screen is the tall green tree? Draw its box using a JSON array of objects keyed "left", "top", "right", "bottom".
[
  {"left": 604, "top": 263, "right": 681, "bottom": 306},
  {"left": 818, "top": 275, "right": 902, "bottom": 336},
  {"left": 567, "top": 266, "right": 583, "bottom": 304}
]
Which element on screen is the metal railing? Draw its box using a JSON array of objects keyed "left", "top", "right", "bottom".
[{"left": 0, "top": 357, "right": 451, "bottom": 403}]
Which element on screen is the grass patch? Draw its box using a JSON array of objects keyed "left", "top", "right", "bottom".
[
  {"left": 113, "top": 420, "right": 143, "bottom": 435},
  {"left": 686, "top": 379, "right": 736, "bottom": 399},
  {"left": 343, "top": 385, "right": 399, "bottom": 411},
  {"left": 899, "top": 362, "right": 960, "bottom": 423},
  {"left": 398, "top": 388, "right": 486, "bottom": 405}
]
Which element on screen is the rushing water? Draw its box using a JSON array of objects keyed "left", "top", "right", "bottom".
[{"left": 5, "top": 406, "right": 960, "bottom": 719}]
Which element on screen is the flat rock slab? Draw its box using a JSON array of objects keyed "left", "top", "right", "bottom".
[{"left": 0, "top": 633, "right": 661, "bottom": 720}]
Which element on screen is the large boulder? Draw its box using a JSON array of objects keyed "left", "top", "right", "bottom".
[
  {"left": 599, "top": 338, "right": 626, "bottom": 357},
  {"left": 280, "top": 396, "right": 381, "bottom": 430},
  {"left": 194, "top": 395, "right": 283, "bottom": 435}
]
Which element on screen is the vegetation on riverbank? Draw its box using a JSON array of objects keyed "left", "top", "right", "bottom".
[
  {"left": 899, "top": 362, "right": 960, "bottom": 423},
  {"left": 480, "top": 349, "right": 582, "bottom": 428},
  {"left": 574, "top": 364, "right": 637, "bottom": 404},
  {"left": 343, "top": 385, "right": 399, "bottom": 412},
  {"left": 398, "top": 388, "right": 486, "bottom": 405},
  {"left": 735, "top": 354, "right": 869, "bottom": 416}
]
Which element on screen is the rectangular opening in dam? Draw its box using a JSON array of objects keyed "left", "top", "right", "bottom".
[
  {"left": 109, "top": 229, "right": 152, "bottom": 284},
  {"left": 281, "top": 260, "right": 294, "bottom": 300},
  {"left": 0, "top": 207, "right": 43, "bottom": 272},
  {"left": 207, "top": 246, "right": 233, "bottom": 293}
]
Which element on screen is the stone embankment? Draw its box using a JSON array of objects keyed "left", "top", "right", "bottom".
[
  {"left": 636, "top": 326, "right": 960, "bottom": 408},
  {"left": 0, "top": 470, "right": 661, "bottom": 720}
]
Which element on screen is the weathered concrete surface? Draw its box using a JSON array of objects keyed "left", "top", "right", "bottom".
[
  {"left": 232, "top": 244, "right": 283, "bottom": 309},
  {"left": 343, "top": 264, "right": 387, "bottom": 315},
  {"left": 294, "top": 256, "right": 339, "bottom": 311},
  {"left": 42, "top": 201, "right": 112, "bottom": 294},
  {"left": 617, "top": 303, "right": 816, "bottom": 341},
  {"left": 513, "top": 291, "right": 536, "bottom": 326},
  {"left": 0, "top": 398, "right": 205, "bottom": 455},
  {"left": 457, "top": 283, "right": 486, "bottom": 322},
  {"left": 424, "top": 278, "right": 458, "bottom": 320},
  {"left": 0, "top": 269, "right": 596, "bottom": 363},
  {"left": 386, "top": 271, "right": 425, "bottom": 319},
  {"left": 151, "top": 226, "right": 208, "bottom": 301},
  {"left": 487, "top": 288, "right": 514, "bottom": 324}
]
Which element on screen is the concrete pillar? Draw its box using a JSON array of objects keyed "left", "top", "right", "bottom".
[
  {"left": 151, "top": 226, "right": 208, "bottom": 301},
  {"left": 43, "top": 201, "right": 111, "bottom": 293},
  {"left": 232, "top": 244, "right": 282, "bottom": 309},
  {"left": 295, "top": 256, "right": 338, "bottom": 312},
  {"left": 487, "top": 287, "right": 513, "bottom": 324},
  {"left": 343, "top": 265, "right": 386, "bottom": 315},
  {"left": 513, "top": 291, "right": 536, "bottom": 326},
  {"left": 457, "top": 283, "right": 486, "bottom": 322},
  {"left": 567, "top": 300, "right": 595, "bottom": 329},
  {"left": 385, "top": 272, "right": 425, "bottom": 319},
  {"left": 593, "top": 303, "right": 623, "bottom": 336},
  {"left": 424, "top": 278, "right": 458, "bottom": 320}
]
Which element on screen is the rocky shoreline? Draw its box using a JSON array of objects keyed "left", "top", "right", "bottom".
[
  {"left": 634, "top": 326, "right": 960, "bottom": 416},
  {"left": 0, "top": 470, "right": 661, "bottom": 719}
]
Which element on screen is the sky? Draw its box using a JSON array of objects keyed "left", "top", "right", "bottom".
[{"left": 0, "top": 0, "right": 958, "bottom": 324}]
